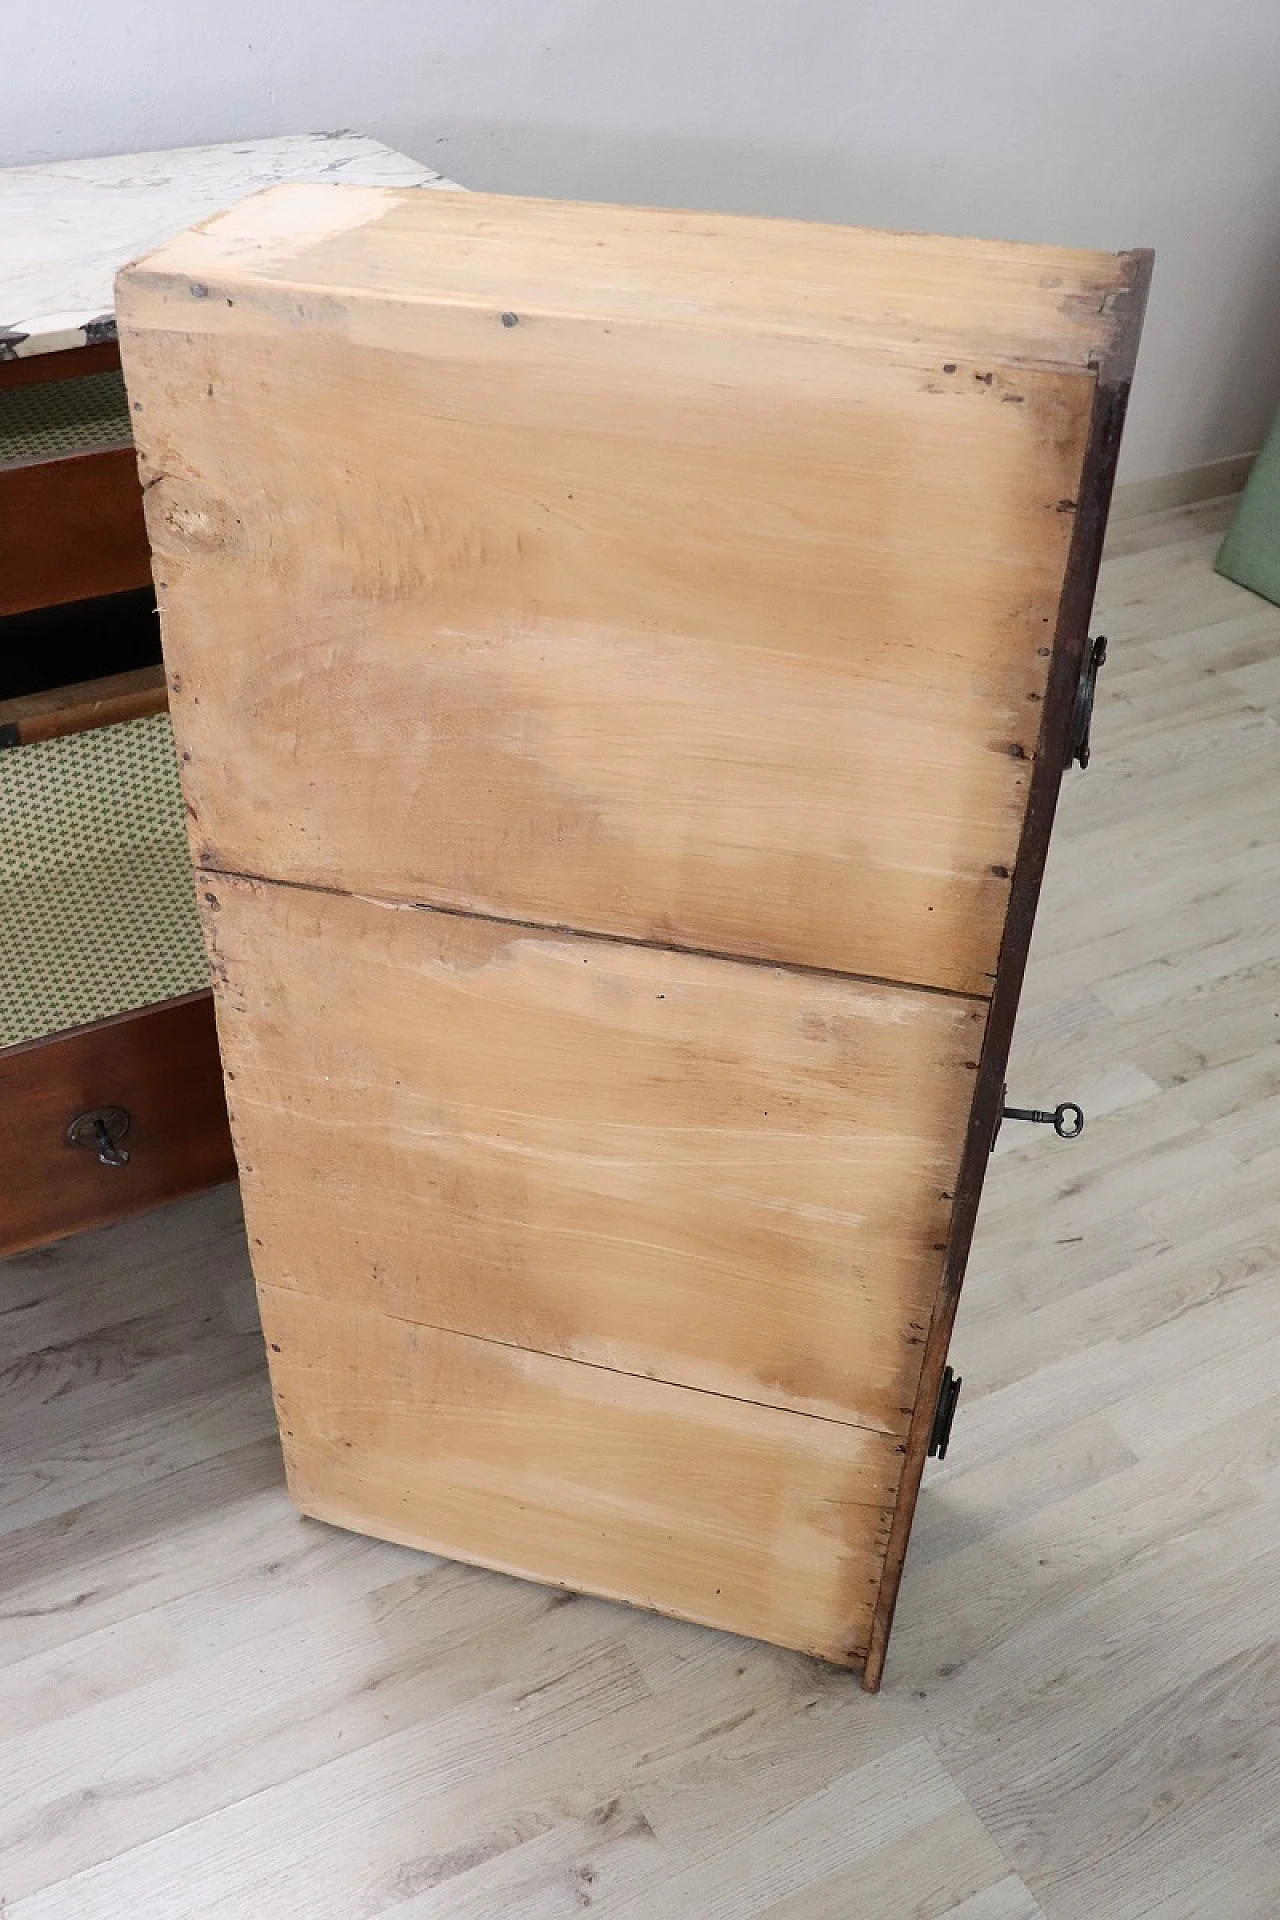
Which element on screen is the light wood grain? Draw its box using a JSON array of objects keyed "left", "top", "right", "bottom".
[
  {"left": 116, "top": 183, "right": 1141, "bottom": 372},
  {"left": 202, "top": 869, "right": 982, "bottom": 1433},
  {"left": 115, "top": 187, "right": 1120, "bottom": 994},
  {"left": 4, "top": 496, "right": 1279, "bottom": 1916},
  {"left": 112, "top": 188, "right": 1147, "bottom": 1687},
  {"left": 261, "top": 1283, "right": 900, "bottom": 1666}
]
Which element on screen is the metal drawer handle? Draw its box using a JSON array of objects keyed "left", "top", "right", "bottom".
[
  {"left": 66, "top": 1106, "right": 131, "bottom": 1167},
  {"left": 929, "top": 1365, "right": 962, "bottom": 1459},
  {"left": 1069, "top": 634, "right": 1107, "bottom": 769}
]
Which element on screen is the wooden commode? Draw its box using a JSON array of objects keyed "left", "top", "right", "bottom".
[
  {"left": 117, "top": 187, "right": 1149, "bottom": 1686},
  {"left": 0, "top": 135, "right": 457, "bottom": 1255}
]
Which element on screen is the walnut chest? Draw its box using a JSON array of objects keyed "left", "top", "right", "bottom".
[{"left": 117, "top": 187, "right": 1148, "bottom": 1686}]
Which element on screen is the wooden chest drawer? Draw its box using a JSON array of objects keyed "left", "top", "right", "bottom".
[
  {"left": 0, "top": 698, "right": 235, "bottom": 1254},
  {"left": 118, "top": 187, "right": 1149, "bottom": 1684},
  {"left": 0, "top": 338, "right": 235, "bottom": 1254},
  {"left": 0, "top": 993, "right": 235, "bottom": 1255},
  {"left": 0, "top": 362, "right": 153, "bottom": 618}
]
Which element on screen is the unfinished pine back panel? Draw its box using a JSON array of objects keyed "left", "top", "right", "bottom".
[
  {"left": 118, "top": 188, "right": 1148, "bottom": 1683},
  {"left": 118, "top": 188, "right": 1132, "bottom": 993},
  {"left": 200, "top": 871, "right": 985, "bottom": 1433}
]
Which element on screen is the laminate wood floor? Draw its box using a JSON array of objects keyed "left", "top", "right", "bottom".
[{"left": 3, "top": 496, "right": 1279, "bottom": 1918}]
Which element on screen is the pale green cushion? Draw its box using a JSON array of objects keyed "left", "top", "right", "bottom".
[{"left": 1216, "top": 411, "right": 1280, "bottom": 607}]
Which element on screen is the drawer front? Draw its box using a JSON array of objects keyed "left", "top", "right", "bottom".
[
  {"left": 0, "top": 449, "right": 152, "bottom": 619},
  {"left": 0, "top": 994, "right": 236, "bottom": 1255},
  {"left": 0, "top": 364, "right": 152, "bottom": 619}
]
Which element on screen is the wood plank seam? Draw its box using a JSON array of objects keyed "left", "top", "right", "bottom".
[
  {"left": 201, "top": 868, "right": 980, "bottom": 1445},
  {"left": 194, "top": 864, "right": 995, "bottom": 1008},
  {"left": 256, "top": 1278, "right": 922, "bottom": 1441}
]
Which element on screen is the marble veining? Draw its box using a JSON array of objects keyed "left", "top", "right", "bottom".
[{"left": 0, "top": 132, "right": 461, "bottom": 360}]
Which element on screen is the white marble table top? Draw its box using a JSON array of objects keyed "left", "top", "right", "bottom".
[{"left": 1, "top": 132, "right": 462, "bottom": 362}]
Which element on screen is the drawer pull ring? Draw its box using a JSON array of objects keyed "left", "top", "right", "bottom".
[{"left": 66, "top": 1106, "right": 131, "bottom": 1168}]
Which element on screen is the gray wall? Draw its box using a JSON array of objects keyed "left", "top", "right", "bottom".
[{"left": 8, "top": 0, "right": 1279, "bottom": 478}]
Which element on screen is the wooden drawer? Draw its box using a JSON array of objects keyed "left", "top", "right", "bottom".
[
  {"left": 0, "top": 361, "right": 153, "bottom": 618},
  {"left": 0, "top": 685, "right": 234, "bottom": 1254},
  {"left": 119, "top": 187, "right": 1149, "bottom": 1685},
  {"left": 0, "top": 993, "right": 236, "bottom": 1255},
  {"left": 0, "top": 351, "right": 230, "bottom": 1255}
]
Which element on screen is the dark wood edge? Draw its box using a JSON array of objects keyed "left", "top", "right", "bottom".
[
  {"left": 0, "top": 342, "right": 123, "bottom": 390},
  {"left": 1098, "top": 250, "right": 1155, "bottom": 389},
  {"left": 0, "top": 987, "right": 213, "bottom": 1062},
  {"left": 0, "top": 664, "right": 168, "bottom": 747},
  {"left": 860, "top": 304, "right": 1148, "bottom": 1690}
]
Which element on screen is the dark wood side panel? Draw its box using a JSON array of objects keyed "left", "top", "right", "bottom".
[
  {"left": 0, "top": 991, "right": 236, "bottom": 1257},
  {"left": 0, "top": 447, "right": 153, "bottom": 618},
  {"left": 861, "top": 250, "right": 1153, "bottom": 1690}
]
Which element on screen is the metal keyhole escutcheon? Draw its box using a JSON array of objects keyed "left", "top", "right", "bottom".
[{"left": 66, "top": 1106, "right": 131, "bottom": 1167}]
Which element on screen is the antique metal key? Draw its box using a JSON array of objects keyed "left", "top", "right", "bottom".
[{"left": 1000, "top": 1099, "right": 1084, "bottom": 1139}]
